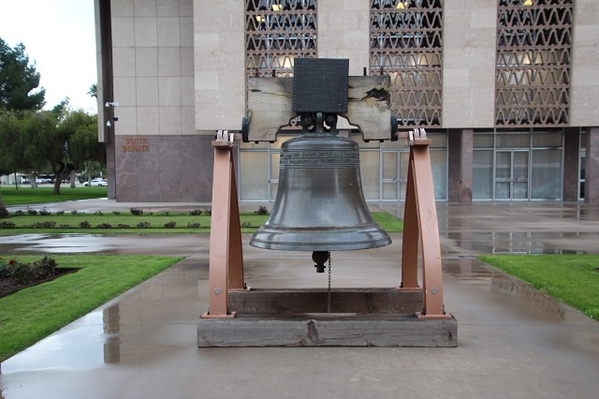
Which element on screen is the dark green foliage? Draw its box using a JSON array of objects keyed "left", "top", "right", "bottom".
[
  {"left": 164, "top": 221, "right": 176, "bottom": 228},
  {"left": 0, "top": 256, "right": 56, "bottom": 285},
  {"left": 78, "top": 220, "right": 91, "bottom": 228},
  {"left": 0, "top": 38, "right": 45, "bottom": 111},
  {"left": 254, "top": 206, "right": 268, "bottom": 215},
  {"left": 0, "top": 221, "right": 16, "bottom": 228},
  {"left": 136, "top": 221, "right": 151, "bottom": 228},
  {"left": 0, "top": 195, "right": 8, "bottom": 218},
  {"left": 29, "top": 221, "right": 56, "bottom": 228},
  {"left": 130, "top": 208, "right": 144, "bottom": 215}
]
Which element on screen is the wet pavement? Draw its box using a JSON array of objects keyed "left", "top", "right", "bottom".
[{"left": 1, "top": 200, "right": 599, "bottom": 398}]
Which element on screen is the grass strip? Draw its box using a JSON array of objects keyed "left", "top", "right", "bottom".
[
  {"left": 0, "top": 212, "right": 403, "bottom": 234},
  {"left": 0, "top": 254, "right": 184, "bottom": 362},
  {"left": 1, "top": 186, "right": 108, "bottom": 205},
  {"left": 478, "top": 254, "right": 599, "bottom": 320}
]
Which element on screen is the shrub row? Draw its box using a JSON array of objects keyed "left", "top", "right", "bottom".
[
  {"left": 10, "top": 208, "right": 214, "bottom": 217},
  {"left": 0, "top": 221, "right": 202, "bottom": 229}
]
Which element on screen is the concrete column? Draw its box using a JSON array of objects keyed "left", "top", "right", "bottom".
[
  {"left": 447, "top": 129, "right": 473, "bottom": 204},
  {"left": 585, "top": 127, "right": 599, "bottom": 203},
  {"left": 563, "top": 128, "right": 580, "bottom": 201},
  {"left": 448, "top": 130, "right": 460, "bottom": 202},
  {"left": 459, "top": 129, "right": 473, "bottom": 204}
]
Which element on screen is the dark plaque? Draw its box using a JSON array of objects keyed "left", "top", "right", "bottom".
[{"left": 293, "top": 58, "right": 349, "bottom": 113}]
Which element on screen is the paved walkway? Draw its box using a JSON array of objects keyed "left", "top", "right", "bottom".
[{"left": 1, "top": 200, "right": 599, "bottom": 398}]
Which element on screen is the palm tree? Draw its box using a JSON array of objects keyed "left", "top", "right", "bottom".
[{"left": 87, "top": 84, "right": 97, "bottom": 99}]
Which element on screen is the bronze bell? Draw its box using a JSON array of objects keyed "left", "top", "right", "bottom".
[{"left": 250, "top": 117, "right": 392, "bottom": 260}]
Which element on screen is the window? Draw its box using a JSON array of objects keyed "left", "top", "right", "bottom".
[
  {"left": 370, "top": 0, "right": 443, "bottom": 126},
  {"left": 495, "top": 0, "right": 573, "bottom": 126},
  {"left": 245, "top": 0, "right": 317, "bottom": 79}
]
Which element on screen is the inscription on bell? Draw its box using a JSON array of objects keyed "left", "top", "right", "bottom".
[{"left": 293, "top": 58, "right": 349, "bottom": 114}]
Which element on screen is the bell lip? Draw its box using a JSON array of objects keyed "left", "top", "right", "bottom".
[
  {"left": 248, "top": 238, "right": 392, "bottom": 252},
  {"left": 249, "top": 225, "right": 392, "bottom": 251}
]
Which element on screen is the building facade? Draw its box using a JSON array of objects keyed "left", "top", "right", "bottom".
[{"left": 95, "top": 0, "right": 599, "bottom": 203}]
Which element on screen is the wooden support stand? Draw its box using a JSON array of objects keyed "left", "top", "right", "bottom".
[{"left": 198, "top": 130, "right": 456, "bottom": 346}]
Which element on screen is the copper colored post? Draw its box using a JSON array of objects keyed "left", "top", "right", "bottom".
[
  {"left": 201, "top": 140, "right": 244, "bottom": 319},
  {"left": 400, "top": 138, "right": 451, "bottom": 319}
]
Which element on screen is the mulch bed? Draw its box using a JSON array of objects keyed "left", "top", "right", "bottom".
[{"left": 0, "top": 268, "right": 80, "bottom": 298}]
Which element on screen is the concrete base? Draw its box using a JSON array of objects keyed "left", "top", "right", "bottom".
[{"left": 197, "top": 288, "right": 457, "bottom": 347}]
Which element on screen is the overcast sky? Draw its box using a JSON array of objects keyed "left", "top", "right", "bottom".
[{"left": 0, "top": 0, "right": 97, "bottom": 113}]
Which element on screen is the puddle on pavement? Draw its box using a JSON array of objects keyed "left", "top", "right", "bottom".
[
  {"left": 1, "top": 304, "right": 122, "bottom": 373},
  {"left": 442, "top": 231, "right": 595, "bottom": 255},
  {"left": 0, "top": 234, "right": 109, "bottom": 254},
  {"left": 444, "top": 258, "right": 567, "bottom": 318}
]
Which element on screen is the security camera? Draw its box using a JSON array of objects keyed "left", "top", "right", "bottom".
[
  {"left": 106, "top": 120, "right": 112, "bottom": 128},
  {"left": 105, "top": 101, "right": 119, "bottom": 108}
]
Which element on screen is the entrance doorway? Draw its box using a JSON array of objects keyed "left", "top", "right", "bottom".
[
  {"left": 381, "top": 150, "right": 409, "bottom": 201},
  {"left": 495, "top": 150, "right": 529, "bottom": 200}
]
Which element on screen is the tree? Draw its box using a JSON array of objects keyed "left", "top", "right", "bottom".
[
  {"left": 0, "top": 110, "right": 31, "bottom": 188},
  {"left": 0, "top": 37, "right": 45, "bottom": 112},
  {"left": 61, "top": 110, "right": 103, "bottom": 188}
]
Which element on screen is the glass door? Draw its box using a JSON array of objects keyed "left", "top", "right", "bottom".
[
  {"left": 381, "top": 151, "right": 399, "bottom": 201},
  {"left": 381, "top": 150, "right": 409, "bottom": 201},
  {"left": 495, "top": 150, "right": 529, "bottom": 200}
]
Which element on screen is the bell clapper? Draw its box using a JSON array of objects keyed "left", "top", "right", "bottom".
[{"left": 312, "top": 250, "right": 329, "bottom": 273}]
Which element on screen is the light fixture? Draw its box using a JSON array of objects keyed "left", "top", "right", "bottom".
[
  {"left": 523, "top": 0, "right": 533, "bottom": 6},
  {"left": 396, "top": 1, "right": 407, "bottom": 9},
  {"left": 272, "top": 4, "right": 281, "bottom": 11},
  {"left": 106, "top": 117, "right": 118, "bottom": 129},
  {"left": 255, "top": 15, "right": 264, "bottom": 22}
]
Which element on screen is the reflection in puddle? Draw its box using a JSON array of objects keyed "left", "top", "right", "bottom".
[
  {"left": 444, "top": 258, "right": 566, "bottom": 319},
  {"left": 443, "top": 231, "right": 595, "bottom": 255},
  {"left": 103, "top": 305, "right": 120, "bottom": 364},
  {"left": 0, "top": 234, "right": 110, "bottom": 254},
  {"left": 1, "top": 304, "right": 122, "bottom": 373},
  {"left": 491, "top": 276, "right": 565, "bottom": 318}
]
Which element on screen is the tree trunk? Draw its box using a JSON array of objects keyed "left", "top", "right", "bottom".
[
  {"left": 53, "top": 176, "right": 61, "bottom": 195},
  {"left": 70, "top": 170, "right": 77, "bottom": 188}
]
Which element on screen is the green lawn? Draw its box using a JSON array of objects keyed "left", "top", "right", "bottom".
[
  {"left": 0, "top": 254, "right": 184, "bottom": 362},
  {"left": 1, "top": 185, "right": 107, "bottom": 205},
  {"left": 478, "top": 254, "right": 599, "bottom": 320}
]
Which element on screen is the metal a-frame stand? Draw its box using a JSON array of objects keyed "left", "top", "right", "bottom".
[{"left": 198, "top": 129, "right": 457, "bottom": 347}]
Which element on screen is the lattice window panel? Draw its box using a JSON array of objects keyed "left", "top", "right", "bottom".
[
  {"left": 495, "top": 0, "right": 573, "bottom": 127},
  {"left": 245, "top": 0, "right": 317, "bottom": 79},
  {"left": 370, "top": 0, "right": 443, "bottom": 127}
]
